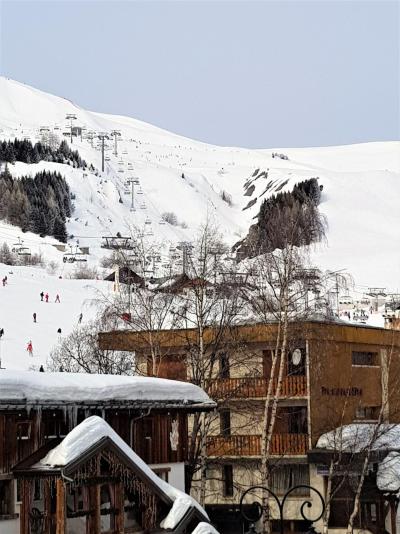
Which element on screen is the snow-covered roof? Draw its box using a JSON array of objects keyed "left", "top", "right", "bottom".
[
  {"left": 191, "top": 523, "right": 220, "bottom": 534},
  {"left": 317, "top": 423, "right": 400, "bottom": 495},
  {"left": 34, "top": 416, "right": 213, "bottom": 531},
  {"left": 316, "top": 423, "right": 400, "bottom": 453},
  {"left": 0, "top": 370, "right": 215, "bottom": 409}
]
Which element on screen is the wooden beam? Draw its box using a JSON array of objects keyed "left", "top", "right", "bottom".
[
  {"left": 114, "top": 481, "right": 125, "bottom": 534},
  {"left": 88, "top": 484, "right": 101, "bottom": 534},
  {"left": 43, "top": 479, "right": 51, "bottom": 534},
  {"left": 20, "top": 479, "right": 30, "bottom": 534},
  {"left": 55, "top": 479, "right": 66, "bottom": 534}
]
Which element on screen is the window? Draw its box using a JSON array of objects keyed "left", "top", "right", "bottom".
[
  {"left": 219, "top": 353, "right": 230, "bottom": 379},
  {"left": 355, "top": 406, "right": 380, "bottom": 421},
  {"left": 152, "top": 467, "right": 170, "bottom": 483},
  {"left": 270, "top": 464, "right": 310, "bottom": 496},
  {"left": 220, "top": 410, "right": 231, "bottom": 437},
  {"left": 0, "top": 480, "right": 13, "bottom": 516},
  {"left": 287, "top": 407, "right": 307, "bottom": 434},
  {"left": 16, "top": 422, "right": 31, "bottom": 440},
  {"left": 223, "top": 465, "right": 234, "bottom": 497},
  {"left": 352, "top": 351, "right": 378, "bottom": 366}
]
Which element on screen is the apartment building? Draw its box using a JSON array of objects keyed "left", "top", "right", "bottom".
[{"left": 99, "top": 321, "right": 400, "bottom": 533}]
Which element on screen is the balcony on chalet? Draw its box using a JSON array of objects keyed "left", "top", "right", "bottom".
[
  {"left": 207, "top": 375, "right": 307, "bottom": 399},
  {"left": 206, "top": 433, "right": 308, "bottom": 457}
]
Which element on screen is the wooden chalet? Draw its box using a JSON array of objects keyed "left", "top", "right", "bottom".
[
  {"left": 13, "top": 416, "right": 210, "bottom": 534},
  {"left": 0, "top": 371, "right": 216, "bottom": 534},
  {"left": 104, "top": 267, "right": 144, "bottom": 287}
]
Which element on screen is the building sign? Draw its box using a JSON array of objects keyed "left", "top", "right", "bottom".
[{"left": 321, "top": 386, "right": 362, "bottom": 397}]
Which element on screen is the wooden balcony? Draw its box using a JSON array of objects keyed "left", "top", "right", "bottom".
[
  {"left": 208, "top": 376, "right": 307, "bottom": 399},
  {"left": 206, "top": 433, "right": 308, "bottom": 457}
]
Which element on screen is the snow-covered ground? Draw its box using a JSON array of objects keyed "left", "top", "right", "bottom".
[
  {"left": 0, "top": 263, "right": 109, "bottom": 370},
  {"left": 0, "top": 77, "right": 398, "bottom": 289},
  {"left": 0, "top": 77, "right": 399, "bottom": 369}
]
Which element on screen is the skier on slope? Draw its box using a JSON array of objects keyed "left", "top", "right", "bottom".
[
  {"left": 40, "top": 291, "right": 44, "bottom": 301},
  {"left": 27, "top": 341, "right": 33, "bottom": 357},
  {"left": 45, "top": 293, "right": 49, "bottom": 303},
  {"left": 33, "top": 312, "right": 37, "bottom": 323},
  {"left": 0, "top": 328, "right": 4, "bottom": 338},
  {"left": 78, "top": 313, "right": 83, "bottom": 324},
  {"left": 55, "top": 294, "right": 60, "bottom": 303}
]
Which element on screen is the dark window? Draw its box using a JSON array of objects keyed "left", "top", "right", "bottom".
[
  {"left": 352, "top": 351, "right": 378, "bottom": 366},
  {"left": 16, "top": 421, "right": 31, "bottom": 440},
  {"left": 287, "top": 407, "right": 307, "bottom": 434},
  {"left": 223, "top": 465, "right": 234, "bottom": 497},
  {"left": 219, "top": 353, "right": 230, "bottom": 378},
  {"left": 0, "top": 480, "right": 13, "bottom": 515},
  {"left": 220, "top": 410, "right": 231, "bottom": 437},
  {"left": 355, "top": 406, "right": 380, "bottom": 420}
]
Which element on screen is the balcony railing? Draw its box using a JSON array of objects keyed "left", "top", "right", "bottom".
[
  {"left": 206, "top": 433, "right": 308, "bottom": 457},
  {"left": 208, "top": 376, "right": 307, "bottom": 399}
]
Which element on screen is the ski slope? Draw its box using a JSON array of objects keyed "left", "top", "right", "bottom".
[
  {"left": 0, "top": 263, "right": 110, "bottom": 371},
  {"left": 0, "top": 76, "right": 399, "bottom": 290}
]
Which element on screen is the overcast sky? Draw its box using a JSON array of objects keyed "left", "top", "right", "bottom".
[{"left": 0, "top": 0, "right": 398, "bottom": 148}]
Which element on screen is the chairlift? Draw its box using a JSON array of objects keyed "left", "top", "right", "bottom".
[
  {"left": 118, "top": 169, "right": 124, "bottom": 173},
  {"left": 105, "top": 156, "right": 111, "bottom": 162},
  {"left": 159, "top": 219, "right": 166, "bottom": 225},
  {"left": 137, "top": 189, "right": 144, "bottom": 195},
  {"left": 145, "top": 218, "right": 152, "bottom": 225},
  {"left": 17, "top": 247, "right": 31, "bottom": 257},
  {"left": 130, "top": 207, "right": 136, "bottom": 213},
  {"left": 122, "top": 149, "right": 128, "bottom": 155},
  {"left": 140, "top": 204, "right": 146, "bottom": 210}
]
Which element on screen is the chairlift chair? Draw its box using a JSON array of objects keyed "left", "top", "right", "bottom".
[{"left": 17, "top": 247, "right": 31, "bottom": 257}]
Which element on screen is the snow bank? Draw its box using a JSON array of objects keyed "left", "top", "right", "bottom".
[
  {"left": 37, "top": 415, "right": 212, "bottom": 530},
  {"left": 0, "top": 369, "right": 214, "bottom": 406}
]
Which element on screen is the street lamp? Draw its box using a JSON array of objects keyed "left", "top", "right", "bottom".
[{"left": 240, "top": 485, "right": 325, "bottom": 534}]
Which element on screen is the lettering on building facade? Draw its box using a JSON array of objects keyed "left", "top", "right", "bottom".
[{"left": 321, "top": 386, "right": 362, "bottom": 397}]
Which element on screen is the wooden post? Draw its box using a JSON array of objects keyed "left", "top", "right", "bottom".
[
  {"left": 20, "top": 479, "right": 30, "bottom": 534},
  {"left": 114, "top": 482, "right": 125, "bottom": 534},
  {"left": 88, "top": 484, "right": 101, "bottom": 534},
  {"left": 390, "top": 499, "right": 397, "bottom": 534},
  {"left": 55, "top": 479, "right": 66, "bottom": 534},
  {"left": 43, "top": 479, "right": 51, "bottom": 534}
]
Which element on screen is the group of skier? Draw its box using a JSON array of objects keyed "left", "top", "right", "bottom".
[{"left": 39, "top": 291, "right": 60, "bottom": 303}]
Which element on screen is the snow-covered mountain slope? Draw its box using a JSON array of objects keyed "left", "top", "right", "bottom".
[
  {"left": 0, "top": 263, "right": 110, "bottom": 371},
  {"left": 0, "top": 77, "right": 399, "bottom": 290}
]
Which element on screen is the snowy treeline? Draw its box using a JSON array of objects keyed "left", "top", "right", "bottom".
[
  {"left": 0, "top": 168, "right": 72, "bottom": 241},
  {"left": 0, "top": 138, "right": 87, "bottom": 168}
]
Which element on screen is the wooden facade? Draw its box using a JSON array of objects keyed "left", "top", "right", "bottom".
[
  {"left": 14, "top": 431, "right": 209, "bottom": 534},
  {"left": 98, "top": 321, "right": 400, "bottom": 533}
]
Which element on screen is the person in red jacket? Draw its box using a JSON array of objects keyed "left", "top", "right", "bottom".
[
  {"left": 45, "top": 293, "right": 49, "bottom": 303},
  {"left": 26, "top": 341, "right": 33, "bottom": 357}
]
